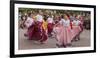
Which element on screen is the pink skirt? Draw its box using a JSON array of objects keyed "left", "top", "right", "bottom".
[
  {"left": 65, "top": 26, "right": 73, "bottom": 44},
  {"left": 53, "top": 26, "right": 72, "bottom": 45},
  {"left": 54, "top": 25, "right": 82, "bottom": 46},
  {"left": 71, "top": 26, "right": 82, "bottom": 40}
]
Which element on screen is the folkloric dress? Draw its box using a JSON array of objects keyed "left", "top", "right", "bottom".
[
  {"left": 71, "top": 19, "right": 82, "bottom": 40},
  {"left": 53, "top": 19, "right": 72, "bottom": 47},
  {"left": 24, "top": 17, "right": 34, "bottom": 40},
  {"left": 47, "top": 17, "right": 54, "bottom": 36},
  {"left": 61, "top": 19, "right": 72, "bottom": 45},
  {"left": 33, "top": 14, "right": 48, "bottom": 43}
]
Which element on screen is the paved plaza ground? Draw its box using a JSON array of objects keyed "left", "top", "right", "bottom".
[{"left": 18, "top": 29, "right": 90, "bottom": 50}]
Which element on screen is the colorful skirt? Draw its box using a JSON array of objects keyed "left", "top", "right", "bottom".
[
  {"left": 53, "top": 25, "right": 82, "bottom": 46},
  {"left": 71, "top": 26, "right": 82, "bottom": 40},
  {"left": 27, "top": 22, "right": 48, "bottom": 42},
  {"left": 53, "top": 26, "right": 72, "bottom": 46},
  {"left": 47, "top": 23, "right": 54, "bottom": 34}
]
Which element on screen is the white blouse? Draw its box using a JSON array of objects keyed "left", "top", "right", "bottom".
[
  {"left": 36, "top": 14, "right": 43, "bottom": 22},
  {"left": 60, "top": 19, "right": 70, "bottom": 27},
  {"left": 73, "top": 20, "right": 81, "bottom": 26},
  {"left": 25, "top": 17, "right": 34, "bottom": 28},
  {"left": 47, "top": 17, "right": 53, "bottom": 23}
]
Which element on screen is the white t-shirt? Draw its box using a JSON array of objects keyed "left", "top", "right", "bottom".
[
  {"left": 36, "top": 14, "right": 43, "bottom": 22},
  {"left": 47, "top": 17, "right": 53, "bottom": 23}
]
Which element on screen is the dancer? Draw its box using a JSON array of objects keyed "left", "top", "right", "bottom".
[
  {"left": 53, "top": 14, "right": 72, "bottom": 48},
  {"left": 33, "top": 11, "right": 48, "bottom": 44},
  {"left": 53, "top": 15, "right": 63, "bottom": 47},
  {"left": 72, "top": 15, "right": 82, "bottom": 41},
  {"left": 24, "top": 13, "right": 34, "bottom": 40},
  {"left": 47, "top": 15, "right": 54, "bottom": 37},
  {"left": 61, "top": 14, "right": 72, "bottom": 47}
]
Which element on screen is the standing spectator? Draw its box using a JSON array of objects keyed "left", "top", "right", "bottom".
[{"left": 19, "top": 15, "right": 27, "bottom": 29}]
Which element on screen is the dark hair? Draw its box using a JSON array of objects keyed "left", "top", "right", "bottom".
[
  {"left": 43, "top": 15, "right": 47, "bottom": 21},
  {"left": 70, "top": 12, "right": 73, "bottom": 16},
  {"left": 28, "top": 13, "right": 32, "bottom": 17},
  {"left": 21, "top": 15, "right": 27, "bottom": 21},
  {"left": 65, "top": 13, "right": 69, "bottom": 18},
  {"left": 61, "top": 14, "right": 64, "bottom": 18}
]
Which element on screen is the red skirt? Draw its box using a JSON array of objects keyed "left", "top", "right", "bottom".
[
  {"left": 27, "top": 22, "right": 48, "bottom": 42},
  {"left": 47, "top": 23, "right": 54, "bottom": 34}
]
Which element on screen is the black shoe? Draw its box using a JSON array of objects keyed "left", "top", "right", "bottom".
[
  {"left": 67, "top": 43, "right": 72, "bottom": 47},
  {"left": 24, "top": 33, "right": 28, "bottom": 37},
  {"left": 56, "top": 44, "right": 62, "bottom": 48}
]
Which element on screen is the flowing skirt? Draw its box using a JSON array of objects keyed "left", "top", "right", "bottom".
[
  {"left": 53, "top": 26, "right": 72, "bottom": 46},
  {"left": 47, "top": 23, "right": 54, "bottom": 35},
  {"left": 27, "top": 24, "right": 34, "bottom": 40},
  {"left": 71, "top": 26, "right": 82, "bottom": 40},
  {"left": 53, "top": 25, "right": 82, "bottom": 46},
  {"left": 27, "top": 22, "right": 48, "bottom": 42}
]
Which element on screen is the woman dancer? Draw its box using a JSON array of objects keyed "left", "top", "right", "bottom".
[
  {"left": 24, "top": 13, "right": 34, "bottom": 40},
  {"left": 53, "top": 15, "right": 63, "bottom": 47},
  {"left": 72, "top": 15, "right": 82, "bottom": 41},
  {"left": 61, "top": 14, "right": 73, "bottom": 47},
  {"left": 47, "top": 15, "right": 54, "bottom": 37},
  {"left": 53, "top": 14, "right": 72, "bottom": 48},
  {"left": 33, "top": 12, "right": 48, "bottom": 44}
]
